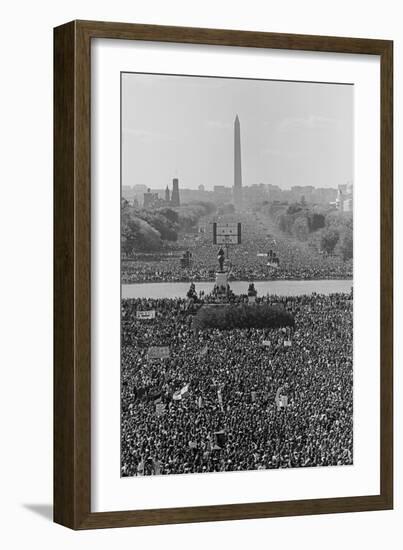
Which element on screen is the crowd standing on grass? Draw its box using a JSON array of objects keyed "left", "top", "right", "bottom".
[
  {"left": 121, "top": 289, "right": 353, "bottom": 476},
  {"left": 122, "top": 213, "right": 353, "bottom": 284}
]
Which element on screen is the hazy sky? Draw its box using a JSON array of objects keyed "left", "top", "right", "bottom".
[{"left": 122, "top": 72, "right": 353, "bottom": 191}]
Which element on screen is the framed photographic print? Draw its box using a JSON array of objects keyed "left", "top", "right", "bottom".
[{"left": 54, "top": 20, "right": 393, "bottom": 529}]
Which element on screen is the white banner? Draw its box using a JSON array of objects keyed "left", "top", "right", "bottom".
[{"left": 136, "top": 310, "right": 155, "bottom": 319}]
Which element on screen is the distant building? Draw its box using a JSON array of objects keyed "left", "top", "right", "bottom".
[
  {"left": 171, "top": 178, "right": 180, "bottom": 206},
  {"left": 336, "top": 182, "right": 353, "bottom": 212},
  {"left": 263, "top": 183, "right": 337, "bottom": 205},
  {"left": 343, "top": 198, "right": 353, "bottom": 212},
  {"left": 122, "top": 184, "right": 148, "bottom": 206},
  {"left": 142, "top": 179, "right": 181, "bottom": 209},
  {"left": 143, "top": 189, "right": 161, "bottom": 209},
  {"left": 198, "top": 184, "right": 205, "bottom": 192}
]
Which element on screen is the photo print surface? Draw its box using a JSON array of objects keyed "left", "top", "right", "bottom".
[{"left": 120, "top": 72, "right": 353, "bottom": 477}]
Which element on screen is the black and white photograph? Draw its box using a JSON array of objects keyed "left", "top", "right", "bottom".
[{"left": 120, "top": 72, "right": 354, "bottom": 478}]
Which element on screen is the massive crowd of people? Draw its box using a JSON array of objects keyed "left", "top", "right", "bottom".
[
  {"left": 121, "top": 288, "right": 353, "bottom": 476},
  {"left": 122, "top": 213, "right": 353, "bottom": 284}
]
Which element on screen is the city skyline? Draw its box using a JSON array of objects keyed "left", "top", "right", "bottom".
[
  {"left": 122, "top": 178, "right": 340, "bottom": 211},
  {"left": 122, "top": 72, "right": 353, "bottom": 192}
]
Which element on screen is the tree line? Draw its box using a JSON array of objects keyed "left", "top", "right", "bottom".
[
  {"left": 258, "top": 201, "right": 353, "bottom": 261},
  {"left": 121, "top": 200, "right": 216, "bottom": 256}
]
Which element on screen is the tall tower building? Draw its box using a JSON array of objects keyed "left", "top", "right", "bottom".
[
  {"left": 233, "top": 114, "right": 243, "bottom": 210},
  {"left": 165, "top": 185, "right": 171, "bottom": 202},
  {"left": 171, "top": 178, "right": 180, "bottom": 206}
]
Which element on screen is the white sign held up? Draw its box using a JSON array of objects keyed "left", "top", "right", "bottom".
[{"left": 136, "top": 310, "right": 156, "bottom": 320}]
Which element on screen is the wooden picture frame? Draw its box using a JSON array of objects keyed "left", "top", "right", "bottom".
[{"left": 54, "top": 20, "right": 393, "bottom": 529}]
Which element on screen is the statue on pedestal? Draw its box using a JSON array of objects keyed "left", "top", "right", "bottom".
[
  {"left": 247, "top": 281, "right": 258, "bottom": 304},
  {"left": 217, "top": 247, "right": 225, "bottom": 272},
  {"left": 248, "top": 282, "right": 257, "bottom": 297}
]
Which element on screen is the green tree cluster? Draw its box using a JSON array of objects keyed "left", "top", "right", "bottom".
[{"left": 121, "top": 200, "right": 216, "bottom": 256}]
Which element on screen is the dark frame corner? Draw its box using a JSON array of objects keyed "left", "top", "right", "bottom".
[{"left": 54, "top": 20, "right": 393, "bottom": 530}]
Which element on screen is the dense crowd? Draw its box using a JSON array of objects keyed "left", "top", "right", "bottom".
[
  {"left": 121, "top": 289, "right": 353, "bottom": 476},
  {"left": 122, "top": 213, "right": 353, "bottom": 283}
]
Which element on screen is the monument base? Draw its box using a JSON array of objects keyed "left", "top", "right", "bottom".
[
  {"left": 213, "top": 271, "right": 230, "bottom": 302},
  {"left": 215, "top": 271, "right": 228, "bottom": 290}
]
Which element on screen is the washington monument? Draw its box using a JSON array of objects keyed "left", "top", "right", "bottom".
[{"left": 233, "top": 114, "right": 243, "bottom": 210}]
